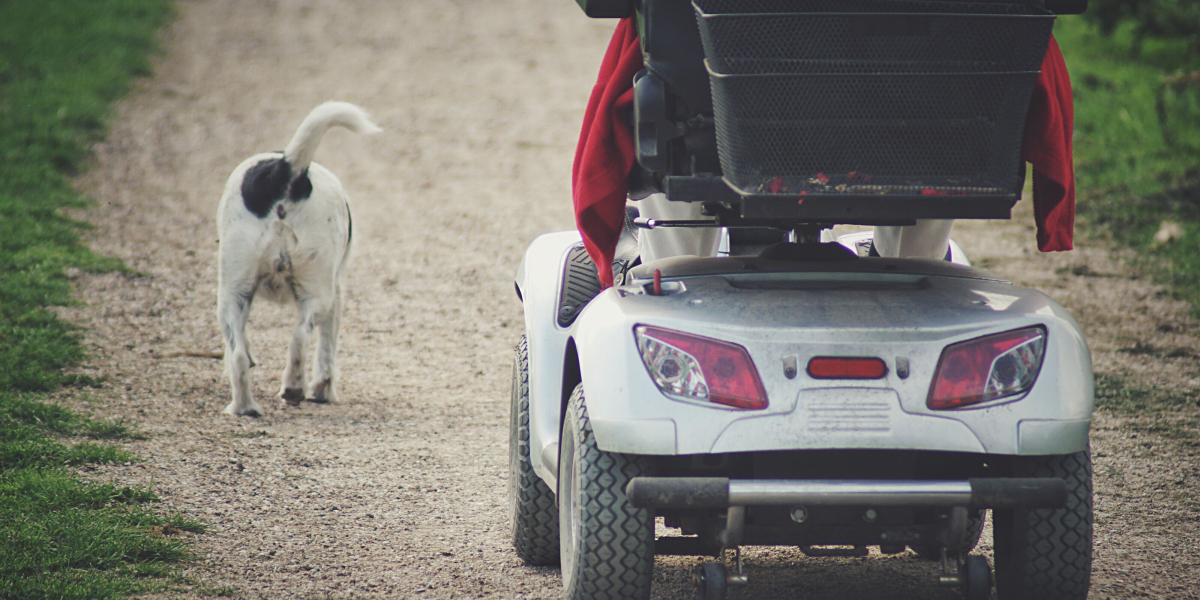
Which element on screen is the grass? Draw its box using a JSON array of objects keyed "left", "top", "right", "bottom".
[
  {"left": 0, "top": 0, "right": 217, "bottom": 598},
  {"left": 0, "top": 464, "right": 207, "bottom": 599},
  {"left": 0, "top": 392, "right": 143, "bottom": 471},
  {"left": 0, "top": 390, "right": 212, "bottom": 599},
  {"left": 0, "top": 0, "right": 155, "bottom": 392},
  {"left": 1056, "top": 15, "right": 1200, "bottom": 310},
  {"left": 1093, "top": 372, "right": 1198, "bottom": 414},
  {"left": 1061, "top": 13, "right": 1200, "bottom": 454},
  {"left": 1093, "top": 372, "right": 1200, "bottom": 458}
]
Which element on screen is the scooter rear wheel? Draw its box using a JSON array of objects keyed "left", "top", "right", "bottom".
[
  {"left": 559, "top": 384, "right": 654, "bottom": 600},
  {"left": 961, "top": 555, "right": 992, "bottom": 600},
  {"left": 911, "top": 509, "right": 986, "bottom": 559},
  {"left": 695, "top": 562, "right": 727, "bottom": 600},
  {"left": 508, "top": 336, "right": 559, "bottom": 565},
  {"left": 993, "top": 449, "right": 1093, "bottom": 600}
]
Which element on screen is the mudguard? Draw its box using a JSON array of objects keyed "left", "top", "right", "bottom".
[{"left": 515, "top": 231, "right": 583, "bottom": 486}]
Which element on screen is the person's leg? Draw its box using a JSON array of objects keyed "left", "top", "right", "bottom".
[
  {"left": 872, "top": 219, "right": 955, "bottom": 259},
  {"left": 633, "top": 193, "right": 721, "bottom": 263}
]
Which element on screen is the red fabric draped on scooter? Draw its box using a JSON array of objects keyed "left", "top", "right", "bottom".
[
  {"left": 573, "top": 18, "right": 1076, "bottom": 288},
  {"left": 571, "top": 18, "right": 642, "bottom": 289},
  {"left": 1024, "top": 34, "right": 1075, "bottom": 252}
]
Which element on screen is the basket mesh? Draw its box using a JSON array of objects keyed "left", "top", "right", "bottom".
[{"left": 693, "top": 0, "right": 1055, "bottom": 196}]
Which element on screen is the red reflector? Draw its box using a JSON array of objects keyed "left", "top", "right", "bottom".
[{"left": 807, "top": 357, "right": 888, "bottom": 379}]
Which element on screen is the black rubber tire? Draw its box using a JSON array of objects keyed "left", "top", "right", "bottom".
[
  {"left": 911, "top": 510, "right": 986, "bottom": 560},
  {"left": 559, "top": 384, "right": 654, "bottom": 600},
  {"left": 993, "top": 449, "right": 1093, "bottom": 600},
  {"left": 697, "top": 562, "right": 728, "bottom": 600},
  {"left": 508, "top": 336, "right": 559, "bottom": 565},
  {"left": 962, "top": 555, "right": 993, "bottom": 600}
]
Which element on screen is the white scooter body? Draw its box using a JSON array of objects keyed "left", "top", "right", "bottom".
[{"left": 515, "top": 230, "right": 1093, "bottom": 490}]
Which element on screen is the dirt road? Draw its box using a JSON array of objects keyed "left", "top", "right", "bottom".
[{"left": 57, "top": 0, "right": 1199, "bottom": 598}]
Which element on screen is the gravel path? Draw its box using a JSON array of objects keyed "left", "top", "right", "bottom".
[{"left": 52, "top": 0, "right": 1200, "bottom": 598}]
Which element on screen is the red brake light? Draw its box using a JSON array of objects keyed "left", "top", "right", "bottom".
[
  {"left": 635, "top": 326, "right": 769, "bottom": 410},
  {"left": 927, "top": 327, "right": 1046, "bottom": 410},
  {"left": 808, "top": 357, "right": 888, "bottom": 379}
]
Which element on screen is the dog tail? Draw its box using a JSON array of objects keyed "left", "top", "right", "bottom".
[{"left": 283, "top": 101, "right": 381, "bottom": 176}]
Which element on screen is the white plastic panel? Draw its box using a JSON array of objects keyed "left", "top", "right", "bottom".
[
  {"left": 590, "top": 418, "right": 677, "bottom": 455},
  {"left": 711, "top": 388, "right": 987, "bottom": 453},
  {"left": 1018, "top": 418, "right": 1092, "bottom": 455},
  {"left": 516, "top": 230, "right": 582, "bottom": 483},
  {"left": 569, "top": 271, "right": 1093, "bottom": 457}
]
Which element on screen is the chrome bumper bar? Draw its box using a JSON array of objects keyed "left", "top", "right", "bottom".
[{"left": 625, "top": 477, "right": 1066, "bottom": 510}]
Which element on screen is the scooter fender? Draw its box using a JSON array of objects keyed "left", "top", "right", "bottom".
[
  {"left": 515, "top": 230, "right": 582, "bottom": 485},
  {"left": 571, "top": 290, "right": 683, "bottom": 456}
]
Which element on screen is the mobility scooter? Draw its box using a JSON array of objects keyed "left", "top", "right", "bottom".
[{"left": 511, "top": 1, "right": 1093, "bottom": 599}]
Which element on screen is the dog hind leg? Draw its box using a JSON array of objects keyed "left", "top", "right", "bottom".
[
  {"left": 280, "top": 298, "right": 322, "bottom": 407},
  {"left": 310, "top": 285, "right": 342, "bottom": 404},
  {"left": 219, "top": 290, "right": 261, "bottom": 417}
]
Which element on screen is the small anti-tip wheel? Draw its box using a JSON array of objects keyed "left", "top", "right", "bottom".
[
  {"left": 695, "top": 562, "right": 727, "bottom": 600},
  {"left": 962, "top": 555, "right": 992, "bottom": 600}
]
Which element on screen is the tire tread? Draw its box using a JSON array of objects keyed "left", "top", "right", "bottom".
[
  {"left": 509, "top": 336, "right": 559, "bottom": 565},
  {"left": 562, "top": 385, "right": 654, "bottom": 600},
  {"left": 994, "top": 450, "right": 1093, "bottom": 600}
]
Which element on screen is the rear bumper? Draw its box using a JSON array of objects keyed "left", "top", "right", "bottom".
[{"left": 626, "top": 477, "right": 1067, "bottom": 510}]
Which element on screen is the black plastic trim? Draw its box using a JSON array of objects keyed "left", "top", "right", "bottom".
[
  {"left": 740, "top": 193, "right": 1017, "bottom": 223},
  {"left": 1044, "top": 0, "right": 1087, "bottom": 14},
  {"left": 627, "top": 477, "right": 731, "bottom": 509},
  {"left": 575, "top": 0, "right": 634, "bottom": 18},
  {"left": 969, "top": 477, "right": 1068, "bottom": 509},
  {"left": 557, "top": 245, "right": 603, "bottom": 328}
]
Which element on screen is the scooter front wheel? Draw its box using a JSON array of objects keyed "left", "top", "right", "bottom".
[
  {"left": 509, "top": 336, "right": 559, "bottom": 565},
  {"left": 559, "top": 383, "right": 654, "bottom": 600}
]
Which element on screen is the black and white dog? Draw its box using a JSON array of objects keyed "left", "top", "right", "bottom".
[{"left": 216, "top": 102, "right": 380, "bottom": 417}]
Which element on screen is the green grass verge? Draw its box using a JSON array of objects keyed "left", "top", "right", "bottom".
[
  {"left": 0, "top": 1, "right": 215, "bottom": 598},
  {"left": 1057, "top": 15, "right": 1200, "bottom": 310},
  {"left": 1062, "top": 14, "right": 1200, "bottom": 452},
  {"left": 0, "top": 394, "right": 209, "bottom": 597},
  {"left": 1094, "top": 373, "right": 1200, "bottom": 458},
  {"left": 0, "top": 391, "right": 212, "bottom": 599},
  {"left": 1094, "top": 372, "right": 1198, "bottom": 414}
]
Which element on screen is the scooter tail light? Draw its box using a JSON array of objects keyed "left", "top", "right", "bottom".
[
  {"left": 927, "top": 326, "right": 1047, "bottom": 410},
  {"left": 635, "top": 325, "right": 769, "bottom": 410}
]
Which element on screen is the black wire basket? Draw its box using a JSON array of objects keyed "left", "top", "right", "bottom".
[{"left": 693, "top": 0, "right": 1055, "bottom": 203}]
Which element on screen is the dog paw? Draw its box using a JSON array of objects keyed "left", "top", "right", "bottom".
[
  {"left": 309, "top": 379, "right": 336, "bottom": 404},
  {"left": 280, "top": 387, "right": 305, "bottom": 407},
  {"left": 223, "top": 401, "right": 262, "bottom": 417}
]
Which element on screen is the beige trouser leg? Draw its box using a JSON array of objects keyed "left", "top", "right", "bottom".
[
  {"left": 633, "top": 193, "right": 721, "bottom": 263},
  {"left": 872, "top": 219, "right": 955, "bottom": 259}
]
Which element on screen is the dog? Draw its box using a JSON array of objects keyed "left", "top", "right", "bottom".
[{"left": 216, "top": 102, "right": 380, "bottom": 417}]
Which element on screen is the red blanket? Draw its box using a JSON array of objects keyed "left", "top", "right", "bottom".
[
  {"left": 571, "top": 18, "right": 642, "bottom": 289},
  {"left": 1023, "top": 34, "right": 1076, "bottom": 252},
  {"left": 573, "top": 18, "right": 1075, "bottom": 287}
]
